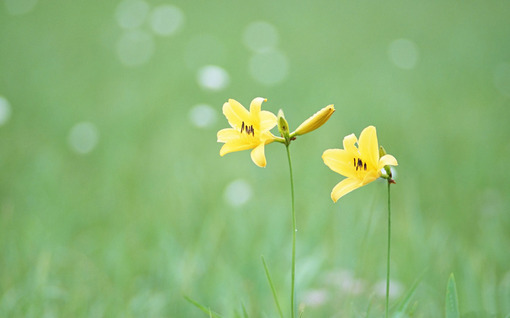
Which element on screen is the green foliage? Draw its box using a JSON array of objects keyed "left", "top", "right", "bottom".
[
  {"left": 261, "top": 256, "right": 284, "bottom": 318},
  {"left": 392, "top": 269, "right": 426, "bottom": 316},
  {"left": 446, "top": 274, "right": 460, "bottom": 318},
  {"left": 184, "top": 296, "right": 224, "bottom": 318}
]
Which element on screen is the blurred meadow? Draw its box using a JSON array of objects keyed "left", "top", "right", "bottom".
[{"left": 1, "top": 0, "right": 510, "bottom": 317}]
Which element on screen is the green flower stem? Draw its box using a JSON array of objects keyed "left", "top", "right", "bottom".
[
  {"left": 274, "top": 136, "right": 286, "bottom": 144},
  {"left": 285, "top": 145, "right": 296, "bottom": 318},
  {"left": 385, "top": 180, "right": 392, "bottom": 318}
]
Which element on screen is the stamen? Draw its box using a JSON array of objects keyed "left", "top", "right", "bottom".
[
  {"left": 240, "top": 122, "right": 255, "bottom": 136},
  {"left": 353, "top": 158, "right": 367, "bottom": 172}
]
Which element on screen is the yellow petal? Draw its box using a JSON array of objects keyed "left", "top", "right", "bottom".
[
  {"left": 220, "top": 139, "right": 257, "bottom": 156},
  {"left": 322, "top": 149, "right": 356, "bottom": 178},
  {"left": 217, "top": 128, "right": 239, "bottom": 142},
  {"left": 359, "top": 125, "right": 379, "bottom": 169},
  {"left": 342, "top": 133, "right": 359, "bottom": 155},
  {"left": 260, "top": 110, "right": 277, "bottom": 132},
  {"left": 250, "top": 97, "right": 266, "bottom": 119},
  {"left": 361, "top": 170, "right": 380, "bottom": 185},
  {"left": 261, "top": 131, "right": 277, "bottom": 144},
  {"left": 250, "top": 143, "right": 267, "bottom": 167},
  {"left": 223, "top": 99, "right": 250, "bottom": 129},
  {"left": 331, "top": 178, "right": 363, "bottom": 202},
  {"left": 293, "top": 104, "right": 335, "bottom": 136},
  {"left": 379, "top": 154, "right": 398, "bottom": 168}
]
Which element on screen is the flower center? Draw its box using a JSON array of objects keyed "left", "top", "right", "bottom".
[
  {"left": 353, "top": 157, "right": 367, "bottom": 171},
  {"left": 240, "top": 121, "right": 255, "bottom": 136}
]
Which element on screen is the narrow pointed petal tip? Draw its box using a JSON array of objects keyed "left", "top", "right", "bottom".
[
  {"left": 331, "top": 178, "right": 362, "bottom": 202},
  {"left": 219, "top": 141, "right": 253, "bottom": 156},
  {"left": 250, "top": 97, "right": 267, "bottom": 113},
  {"left": 250, "top": 144, "right": 267, "bottom": 167},
  {"left": 342, "top": 133, "right": 358, "bottom": 154}
]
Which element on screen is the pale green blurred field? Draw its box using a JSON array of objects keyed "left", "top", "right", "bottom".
[{"left": 1, "top": 0, "right": 510, "bottom": 317}]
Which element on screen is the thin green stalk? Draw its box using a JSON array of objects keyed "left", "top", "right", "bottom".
[
  {"left": 285, "top": 145, "right": 296, "bottom": 318},
  {"left": 385, "top": 181, "right": 392, "bottom": 318}
]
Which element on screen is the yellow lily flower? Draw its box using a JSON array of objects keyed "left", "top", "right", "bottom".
[
  {"left": 217, "top": 98, "right": 277, "bottom": 167},
  {"left": 322, "top": 125, "right": 398, "bottom": 202}
]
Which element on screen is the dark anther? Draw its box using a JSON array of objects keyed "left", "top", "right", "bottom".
[
  {"left": 240, "top": 122, "right": 255, "bottom": 136},
  {"left": 364, "top": 163, "right": 367, "bottom": 170},
  {"left": 353, "top": 158, "right": 356, "bottom": 167}
]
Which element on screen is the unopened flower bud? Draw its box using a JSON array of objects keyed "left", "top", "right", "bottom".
[
  {"left": 277, "top": 109, "right": 291, "bottom": 144},
  {"left": 293, "top": 104, "right": 335, "bottom": 136},
  {"left": 379, "top": 145, "right": 387, "bottom": 158}
]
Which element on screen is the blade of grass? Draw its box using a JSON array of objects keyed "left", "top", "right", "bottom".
[
  {"left": 184, "top": 295, "right": 224, "bottom": 318},
  {"left": 365, "top": 297, "right": 372, "bottom": 318},
  {"left": 445, "top": 273, "right": 460, "bottom": 318},
  {"left": 261, "top": 255, "right": 284, "bottom": 318},
  {"left": 391, "top": 268, "right": 427, "bottom": 313},
  {"left": 241, "top": 302, "right": 249, "bottom": 318}
]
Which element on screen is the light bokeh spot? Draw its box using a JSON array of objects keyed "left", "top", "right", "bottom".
[
  {"left": 0, "top": 96, "right": 12, "bottom": 126},
  {"left": 68, "top": 122, "right": 99, "bottom": 154},
  {"left": 149, "top": 5, "right": 184, "bottom": 36},
  {"left": 116, "top": 30, "right": 155, "bottom": 67},
  {"left": 388, "top": 38, "right": 419, "bottom": 70},
  {"left": 189, "top": 104, "right": 217, "bottom": 128},
  {"left": 301, "top": 289, "right": 329, "bottom": 307},
  {"left": 493, "top": 63, "right": 510, "bottom": 97},
  {"left": 374, "top": 280, "right": 403, "bottom": 299},
  {"left": 4, "top": 0, "right": 38, "bottom": 16},
  {"left": 243, "top": 21, "right": 279, "bottom": 53},
  {"left": 323, "top": 269, "right": 364, "bottom": 295},
  {"left": 115, "top": 0, "right": 150, "bottom": 30},
  {"left": 224, "top": 179, "right": 252, "bottom": 207},
  {"left": 197, "top": 65, "right": 229, "bottom": 91},
  {"left": 249, "top": 50, "right": 289, "bottom": 85}
]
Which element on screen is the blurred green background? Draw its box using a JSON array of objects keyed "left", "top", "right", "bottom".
[{"left": 1, "top": 0, "right": 510, "bottom": 317}]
